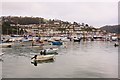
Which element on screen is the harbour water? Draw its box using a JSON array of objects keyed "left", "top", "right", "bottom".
[{"left": 0, "top": 41, "right": 118, "bottom": 78}]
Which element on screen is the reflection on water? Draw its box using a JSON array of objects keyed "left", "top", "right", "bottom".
[
  {"left": 1, "top": 41, "right": 118, "bottom": 78},
  {"left": 31, "top": 59, "right": 55, "bottom": 66},
  {"left": 0, "top": 55, "right": 2, "bottom": 79}
]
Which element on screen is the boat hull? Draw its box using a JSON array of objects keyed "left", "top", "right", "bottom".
[
  {"left": 32, "top": 55, "right": 54, "bottom": 62},
  {"left": 73, "top": 39, "right": 81, "bottom": 42}
]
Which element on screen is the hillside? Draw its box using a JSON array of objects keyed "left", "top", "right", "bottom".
[
  {"left": 100, "top": 25, "right": 120, "bottom": 34},
  {"left": 1, "top": 16, "right": 94, "bottom": 35}
]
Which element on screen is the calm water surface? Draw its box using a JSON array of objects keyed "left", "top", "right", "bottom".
[{"left": 1, "top": 41, "right": 118, "bottom": 78}]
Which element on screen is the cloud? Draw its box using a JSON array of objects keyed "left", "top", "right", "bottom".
[
  {"left": 2, "top": 0, "right": 120, "bottom": 2},
  {"left": 2, "top": 2, "right": 118, "bottom": 27}
]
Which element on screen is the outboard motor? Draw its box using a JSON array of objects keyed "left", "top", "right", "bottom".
[{"left": 31, "top": 55, "right": 37, "bottom": 59}]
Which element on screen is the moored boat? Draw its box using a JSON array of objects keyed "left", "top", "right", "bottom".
[
  {"left": 22, "top": 38, "right": 30, "bottom": 42},
  {"left": 112, "top": 36, "right": 118, "bottom": 41},
  {"left": 0, "top": 42, "right": 14, "bottom": 48},
  {"left": 52, "top": 41, "right": 63, "bottom": 45},
  {"left": 40, "top": 48, "right": 58, "bottom": 55},
  {"left": 32, "top": 42, "right": 44, "bottom": 46},
  {"left": 73, "top": 37, "right": 81, "bottom": 42},
  {"left": 61, "top": 37, "right": 70, "bottom": 42}
]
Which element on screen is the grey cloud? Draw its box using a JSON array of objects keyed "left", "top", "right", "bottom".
[{"left": 2, "top": 2, "right": 118, "bottom": 27}]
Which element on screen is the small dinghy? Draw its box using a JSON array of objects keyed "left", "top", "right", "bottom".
[{"left": 31, "top": 55, "right": 55, "bottom": 62}]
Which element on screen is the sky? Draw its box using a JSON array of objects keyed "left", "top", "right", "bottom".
[{"left": 1, "top": 0, "right": 119, "bottom": 28}]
